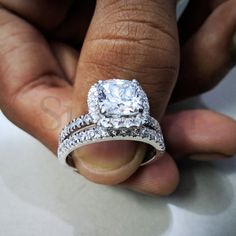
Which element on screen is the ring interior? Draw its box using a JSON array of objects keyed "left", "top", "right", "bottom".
[{"left": 66, "top": 142, "right": 158, "bottom": 168}]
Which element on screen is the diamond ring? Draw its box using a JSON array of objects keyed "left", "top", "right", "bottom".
[{"left": 57, "top": 79, "right": 165, "bottom": 170}]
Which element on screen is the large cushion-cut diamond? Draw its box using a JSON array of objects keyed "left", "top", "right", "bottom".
[{"left": 98, "top": 79, "right": 144, "bottom": 118}]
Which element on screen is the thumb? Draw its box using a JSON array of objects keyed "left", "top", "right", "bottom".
[{"left": 71, "top": 0, "right": 179, "bottom": 185}]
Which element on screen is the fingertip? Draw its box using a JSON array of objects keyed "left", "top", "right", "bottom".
[
  {"left": 72, "top": 141, "right": 147, "bottom": 185},
  {"left": 121, "top": 153, "right": 179, "bottom": 196},
  {"left": 162, "top": 110, "right": 236, "bottom": 158}
]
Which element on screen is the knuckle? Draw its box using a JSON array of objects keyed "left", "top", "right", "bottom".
[
  {"left": 81, "top": 33, "right": 178, "bottom": 117},
  {"left": 85, "top": 7, "right": 179, "bottom": 81},
  {"left": 89, "top": 0, "right": 179, "bottom": 73},
  {"left": 95, "top": 1, "right": 178, "bottom": 48},
  {"left": 82, "top": 35, "right": 179, "bottom": 88},
  {"left": 82, "top": 0, "right": 180, "bottom": 110}
]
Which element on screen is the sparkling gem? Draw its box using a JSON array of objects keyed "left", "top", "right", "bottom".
[
  {"left": 98, "top": 118, "right": 112, "bottom": 128},
  {"left": 97, "top": 79, "right": 146, "bottom": 118},
  {"left": 76, "top": 119, "right": 82, "bottom": 128},
  {"left": 91, "top": 113, "right": 100, "bottom": 122},
  {"left": 79, "top": 132, "right": 86, "bottom": 142},
  {"left": 88, "top": 129, "right": 95, "bottom": 139},
  {"left": 112, "top": 118, "right": 122, "bottom": 129},
  {"left": 84, "top": 116, "right": 91, "bottom": 125}
]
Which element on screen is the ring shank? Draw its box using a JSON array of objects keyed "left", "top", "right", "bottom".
[{"left": 58, "top": 124, "right": 165, "bottom": 169}]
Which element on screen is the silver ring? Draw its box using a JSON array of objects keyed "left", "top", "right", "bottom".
[{"left": 57, "top": 79, "right": 165, "bottom": 169}]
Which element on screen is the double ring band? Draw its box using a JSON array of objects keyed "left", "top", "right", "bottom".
[{"left": 57, "top": 79, "right": 166, "bottom": 170}]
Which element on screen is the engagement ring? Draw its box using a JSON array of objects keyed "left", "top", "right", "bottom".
[{"left": 58, "top": 79, "right": 165, "bottom": 170}]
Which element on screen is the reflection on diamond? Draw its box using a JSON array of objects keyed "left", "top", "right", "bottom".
[{"left": 98, "top": 79, "right": 145, "bottom": 118}]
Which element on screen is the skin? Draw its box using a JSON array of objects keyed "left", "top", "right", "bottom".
[{"left": 0, "top": 0, "right": 235, "bottom": 195}]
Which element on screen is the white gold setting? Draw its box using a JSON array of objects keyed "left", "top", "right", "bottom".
[
  {"left": 88, "top": 79, "right": 150, "bottom": 128},
  {"left": 58, "top": 79, "right": 165, "bottom": 169},
  {"left": 58, "top": 126, "right": 165, "bottom": 168}
]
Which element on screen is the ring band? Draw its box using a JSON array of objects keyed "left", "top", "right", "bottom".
[
  {"left": 59, "top": 114, "right": 161, "bottom": 142},
  {"left": 57, "top": 79, "right": 165, "bottom": 170}
]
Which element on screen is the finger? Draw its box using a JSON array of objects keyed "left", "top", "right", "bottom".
[
  {"left": 0, "top": 0, "right": 73, "bottom": 30},
  {"left": 178, "top": 0, "right": 209, "bottom": 44},
  {"left": 121, "top": 153, "right": 179, "bottom": 196},
  {"left": 178, "top": 0, "right": 228, "bottom": 44},
  {"left": 51, "top": 1, "right": 96, "bottom": 45},
  {"left": 0, "top": 7, "right": 72, "bottom": 152},
  {"left": 173, "top": 0, "right": 236, "bottom": 101},
  {"left": 162, "top": 110, "right": 236, "bottom": 159},
  {"left": 51, "top": 42, "right": 79, "bottom": 84},
  {"left": 72, "top": 0, "right": 179, "bottom": 185},
  {"left": 0, "top": 0, "right": 96, "bottom": 44}
]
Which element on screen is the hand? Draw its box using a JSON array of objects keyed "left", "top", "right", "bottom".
[
  {"left": 0, "top": 0, "right": 235, "bottom": 196},
  {"left": 124, "top": 0, "right": 236, "bottom": 195},
  {"left": 163, "top": 0, "right": 236, "bottom": 159}
]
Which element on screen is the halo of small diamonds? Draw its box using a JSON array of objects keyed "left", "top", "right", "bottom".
[{"left": 88, "top": 79, "right": 150, "bottom": 128}]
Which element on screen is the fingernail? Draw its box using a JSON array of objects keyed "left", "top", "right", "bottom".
[
  {"left": 72, "top": 141, "right": 147, "bottom": 185},
  {"left": 189, "top": 153, "right": 231, "bottom": 161}
]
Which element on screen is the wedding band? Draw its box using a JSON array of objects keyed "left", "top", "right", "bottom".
[{"left": 57, "top": 79, "right": 165, "bottom": 170}]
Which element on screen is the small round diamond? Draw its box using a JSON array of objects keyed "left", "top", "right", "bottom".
[
  {"left": 98, "top": 118, "right": 112, "bottom": 128},
  {"left": 111, "top": 118, "right": 123, "bottom": 129}
]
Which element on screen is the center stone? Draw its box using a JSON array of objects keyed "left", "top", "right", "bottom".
[{"left": 98, "top": 79, "right": 144, "bottom": 118}]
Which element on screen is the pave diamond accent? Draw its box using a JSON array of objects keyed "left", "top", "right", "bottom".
[
  {"left": 59, "top": 115, "right": 161, "bottom": 143},
  {"left": 58, "top": 126, "right": 165, "bottom": 165},
  {"left": 59, "top": 114, "right": 93, "bottom": 142}
]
